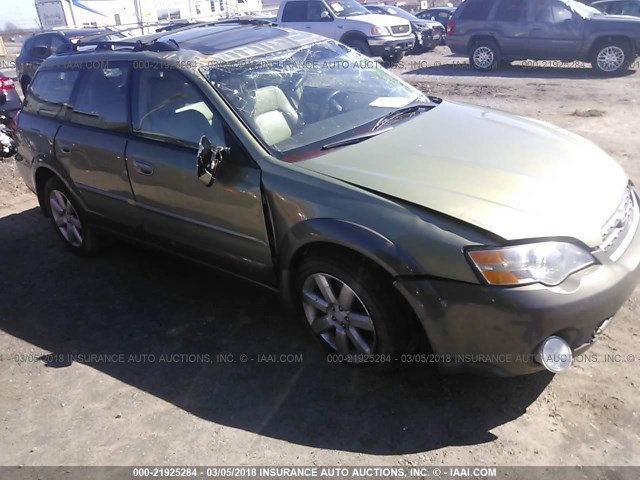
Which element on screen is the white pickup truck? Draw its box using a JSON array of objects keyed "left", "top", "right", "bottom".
[{"left": 276, "top": 0, "right": 415, "bottom": 63}]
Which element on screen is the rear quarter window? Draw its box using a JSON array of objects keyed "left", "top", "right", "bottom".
[
  {"left": 458, "top": 0, "right": 497, "bottom": 20},
  {"left": 23, "top": 70, "right": 79, "bottom": 119}
]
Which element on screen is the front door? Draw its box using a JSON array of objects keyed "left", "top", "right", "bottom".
[
  {"left": 125, "top": 68, "right": 274, "bottom": 285},
  {"left": 527, "top": 0, "right": 584, "bottom": 60}
]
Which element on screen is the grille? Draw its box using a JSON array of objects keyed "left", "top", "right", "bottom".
[
  {"left": 391, "top": 25, "right": 411, "bottom": 35},
  {"left": 599, "top": 187, "right": 638, "bottom": 261}
]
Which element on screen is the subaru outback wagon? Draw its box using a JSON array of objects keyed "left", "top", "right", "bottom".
[
  {"left": 446, "top": 0, "right": 640, "bottom": 74},
  {"left": 14, "top": 20, "right": 640, "bottom": 376}
]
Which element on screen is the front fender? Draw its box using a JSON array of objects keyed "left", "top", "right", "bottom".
[{"left": 276, "top": 218, "right": 425, "bottom": 313}]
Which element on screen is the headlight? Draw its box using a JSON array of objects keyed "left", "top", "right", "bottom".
[
  {"left": 467, "top": 241, "right": 595, "bottom": 286},
  {"left": 371, "top": 26, "right": 391, "bottom": 36}
]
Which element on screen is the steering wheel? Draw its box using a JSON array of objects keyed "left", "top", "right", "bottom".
[{"left": 322, "top": 90, "right": 347, "bottom": 118}]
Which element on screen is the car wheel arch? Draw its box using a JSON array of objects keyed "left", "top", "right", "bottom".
[
  {"left": 589, "top": 35, "right": 634, "bottom": 56},
  {"left": 467, "top": 35, "right": 501, "bottom": 54},
  {"left": 35, "top": 166, "right": 85, "bottom": 217},
  {"left": 339, "top": 31, "right": 370, "bottom": 47},
  {"left": 278, "top": 233, "right": 428, "bottom": 347}
]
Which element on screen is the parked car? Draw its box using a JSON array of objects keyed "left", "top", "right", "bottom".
[
  {"left": 416, "top": 6, "right": 457, "bottom": 27},
  {"left": 277, "top": 0, "right": 414, "bottom": 62},
  {"left": 15, "top": 28, "right": 125, "bottom": 93},
  {"left": 446, "top": 0, "right": 640, "bottom": 74},
  {"left": 0, "top": 72, "right": 21, "bottom": 119},
  {"left": 13, "top": 21, "right": 640, "bottom": 376},
  {"left": 591, "top": 0, "right": 640, "bottom": 16},
  {"left": 364, "top": 4, "right": 443, "bottom": 51}
]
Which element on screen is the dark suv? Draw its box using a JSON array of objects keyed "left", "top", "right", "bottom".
[
  {"left": 446, "top": 0, "right": 640, "bottom": 74},
  {"left": 15, "top": 28, "right": 124, "bottom": 92}
]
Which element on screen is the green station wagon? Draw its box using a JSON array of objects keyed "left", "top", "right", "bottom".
[{"left": 14, "top": 20, "right": 640, "bottom": 375}]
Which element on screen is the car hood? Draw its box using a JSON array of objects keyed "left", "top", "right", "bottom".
[
  {"left": 297, "top": 100, "right": 628, "bottom": 247},
  {"left": 588, "top": 13, "right": 640, "bottom": 24},
  {"left": 347, "top": 14, "right": 411, "bottom": 29}
]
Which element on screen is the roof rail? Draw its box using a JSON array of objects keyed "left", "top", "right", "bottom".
[{"left": 63, "top": 39, "right": 180, "bottom": 53}]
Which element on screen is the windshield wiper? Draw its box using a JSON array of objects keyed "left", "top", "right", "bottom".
[
  {"left": 372, "top": 104, "right": 433, "bottom": 131},
  {"left": 321, "top": 128, "right": 391, "bottom": 151}
]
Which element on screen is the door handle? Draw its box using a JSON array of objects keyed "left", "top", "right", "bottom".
[
  {"left": 58, "top": 142, "right": 71, "bottom": 153},
  {"left": 133, "top": 160, "right": 154, "bottom": 176}
]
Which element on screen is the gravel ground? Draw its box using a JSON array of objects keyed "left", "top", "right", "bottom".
[{"left": 0, "top": 46, "right": 639, "bottom": 467}]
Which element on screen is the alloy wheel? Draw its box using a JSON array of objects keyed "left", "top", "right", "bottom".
[
  {"left": 49, "top": 190, "right": 84, "bottom": 248},
  {"left": 597, "top": 46, "right": 625, "bottom": 72},
  {"left": 302, "top": 273, "right": 376, "bottom": 358},
  {"left": 473, "top": 46, "right": 494, "bottom": 69}
]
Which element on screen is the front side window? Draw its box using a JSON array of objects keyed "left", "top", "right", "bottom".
[
  {"left": 533, "top": 0, "right": 574, "bottom": 23},
  {"left": 71, "top": 66, "right": 129, "bottom": 131},
  {"left": 307, "top": 1, "right": 332, "bottom": 21},
  {"left": 494, "top": 0, "right": 527, "bottom": 21},
  {"left": 203, "top": 40, "right": 433, "bottom": 160},
  {"left": 133, "top": 69, "right": 224, "bottom": 147},
  {"left": 458, "top": 0, "right": 496, "bottom": 20},
  {"left": 23, "top": 70, "right": 79, "bottom": 118}
]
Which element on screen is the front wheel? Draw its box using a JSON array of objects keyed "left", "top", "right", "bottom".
[
  {"left": 591, "top": 41, "right": 632, "bottom": 76},
  {"left": 382, "top": 51, "right": 405, "bottom": 66},
  {"left": 469, "top": 40, "right": 501, "bottom": 70},
  {"left": 345, "top": 39, "right": 371, "bottom": 57},
  {"left": 44, "top": 177, "right": 102, "bottom": 256},
  {"left": 297, "top": 254, "right": 406, "bottom": 365}
]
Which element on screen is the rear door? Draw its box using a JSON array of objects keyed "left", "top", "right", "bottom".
[
  {"left": 16, "top": 69, "right": 79, "bottom": 185},
  {"left": 125, "top": 68, "right": 274, "bottom": 285},
  {"left": 527, "top": 0, "right": 584, "bottom": 59},
  {"left": 491, "top": 0, "right": 529, "bottom": 56},
  {"left": 54, "top": 63, "right": 138, "bottom": 231}
]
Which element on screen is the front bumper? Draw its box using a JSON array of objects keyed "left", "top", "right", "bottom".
[
  {"left": 395, "top": 192, "right": 640, "bottom": 376},
  {"left": 368, "top": 34, "right": 415, "bottom": 57}
]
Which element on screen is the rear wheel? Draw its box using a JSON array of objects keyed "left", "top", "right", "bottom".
[
  {"left": 591, "top": 40, "right": 632, "bottom": 76},
  {"left": 44, "top": 177, "right": 101, "bottom": 256},
  {"left": 469, "top": 40, "right": 501, "bottom": 70},
  {"left": 296, "top": 253, "right": 406, "bottom": 366},
  {"left": 345, "top": 39, "right": 371, "bottom": 57}
]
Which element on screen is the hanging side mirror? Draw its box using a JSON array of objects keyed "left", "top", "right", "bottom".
[{"left": 197, "top": 135, "right": 229, "bottom": 187}]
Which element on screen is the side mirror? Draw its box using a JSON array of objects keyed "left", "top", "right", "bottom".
[
  {"left": 197, "top": 136, "right": 229, "bottom": 187},
  {"left": 320, "top": 11, "right": 332, "bottom": 21}
]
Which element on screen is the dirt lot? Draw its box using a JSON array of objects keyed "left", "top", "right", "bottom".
[{"left": 1, "top": 46, "right": 639, "bottom": 467}]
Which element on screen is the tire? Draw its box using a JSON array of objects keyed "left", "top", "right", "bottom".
[
  {"left": 382, "top": 51, "right": 405, "bottom": 66},
  {"left": 591, "top": 40, "right": 633, "bottom": 76},
  {"left": 20, "top": 76, "right": 30, "bottom": 94},
  {"left": 296, "top": 252, "right": 406, "bottom": 366},
  {"left": 43, "top": 177, "right": 101, "bottom": 256},
  {"left": 345, "top": 39, "right": 371, "bottom": 57},
  {"left": 469, "top": 40, "right": 501, "bottom": 71}
]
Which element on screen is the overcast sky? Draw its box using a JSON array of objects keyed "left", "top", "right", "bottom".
[{"left": 1, "top": 0, "right": 39, "bottom": 29}]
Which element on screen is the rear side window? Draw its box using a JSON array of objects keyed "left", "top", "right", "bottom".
[
  {"left": 458, "top": 0, "right": 496, "bottom": 20},
  {"left": 23, "top": 70, "right": 79, "bottom": 119},
  {"left": 282, "top": 2, "right": 307, "bottom": 21},
  {"left": 494, "top": 0, "right": 527, "bottom": 21},
  {"left": 71, "top": 67, "right": 130, "bottom": 131}
]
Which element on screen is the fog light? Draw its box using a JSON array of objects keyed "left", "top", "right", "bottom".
[{"left": 535, "top": 336, "right": 573, "bottom": 373}]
